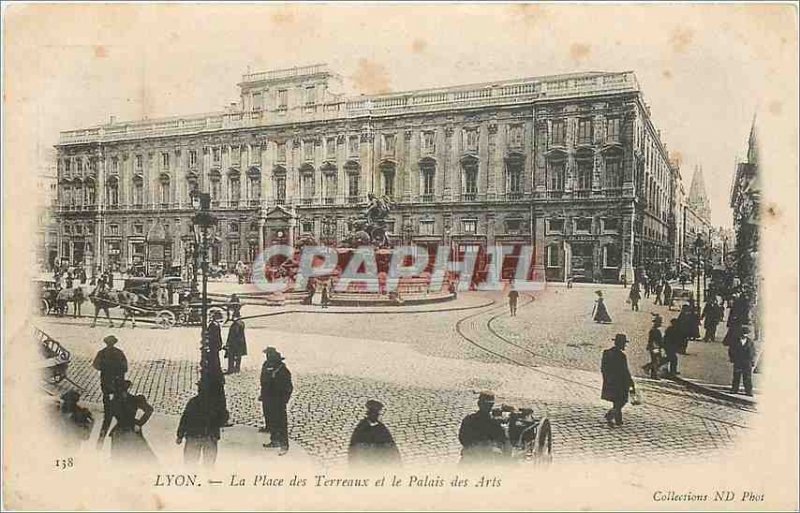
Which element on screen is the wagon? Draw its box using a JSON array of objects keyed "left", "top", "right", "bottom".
[
  {"left": 36, "top": 327, "right": 71, "bottom": 384},
  {"left": 495, "top": 406, "right": 553, "bottom": 463},
  {"left": 100, "top": 289, "right": 235, "bottom": 329},
  {"left": 34, "top": 279, "right": 61, "bottom": 316}
]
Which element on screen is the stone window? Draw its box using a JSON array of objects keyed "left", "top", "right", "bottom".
[
  {"left": 603, "top": 218, "right": 620, "bottom": 233},
  {"left": 383, "top": 134, "right": 396, "bottom": 156},
  {"left": 419, "top": 219, "right": 435, "bottom": 236},
  {"left": 213, "top": 148, "right": 221, "bottom": 163},
  {"left": 161, "top": 152, "right": 170, "bottom": 169},
  {"left": 277, "top": 89, "right": 288, "bottom": 109},
  {"left": 301, "top": 171, "right": 315, "bottom": 200},
  {"left": 347, "top": 173, "right": 360, "bottom": 201},
  {"left": 546, "top": 244, "right": 560, "bottom": 268},
  {"left": 577, "top": 119, "right": 593, "bottom": 145},
  {"left": 505, "top": 219, "right": 522, "bottom": 234},
  {"left": 551, "top": 120, "right": 566, "bottom": 146},
  {"left": 228, "top": 175, "right": 241, "bottom": 203},
  {"left": 326, "top": 137, "right": 336, "bottom": 159},
  {"left": 273, "top": 169, "right": 286, "bottom": 204},
  {"left": 603, "top": 245, "right": 621, "bottom": 268},
  {"left": 159, "top": 175, "right": 170, "bottom": 204},
  {"left": 106, "top": 177, "right": 119, "bottom": 206},
  {"left": 135, "top": 155, "right": 143, "bottom": 171},
  {"left": 575, "top": 218, "right": 592, "bottom": 234},
  {"left": 132, "top": 176, "right": 144, "bottom": 205},
  {"left": 228, "top": 241, "right": 240, "bottom": 262},
  {"left": 464, "top": 128, "right": 479, "bottom": 152},
  {"left": 252, "top": 92, "right": 262, "bottom": 111},
  {"left": 605, "top": 158, "right": 622, "bottom": 189},
  {"left": 230, "top": 221, "right": 239, "bottom": 233},
  {"left": 420, "top": 160, "right": 436, "bottom": 200},
  {"left": 133, "top": 223, "right": 144, "bottom": 235},
  {"left": 575, "top": 159, "right": 593, "bottom": 190},
  {"left": 547, "top": 218, "right": 565, "bottom": 234},
  {"left": 462, "top": 158, "right": 478, "bottom": 199},
  {"left": 304, "top": 86, "right": 316, "bottom": 106},
  {"left": 303, "top": 140, "right": 315, "bottom": 161},
  {"left": 462, "top": 218, "right": 478, "bottom": 234},
  {"left": 302, "top": 221, "right": 313, "bottom": 233},
  {"left": 547, "top": 159, "right": 565, "bottom": 191},
  {"left": 109, "top": 224, "right": 119, "bottom": 236},
  {"left": 422, "top": 131, "right": 436, "bottom": 154},
  {"left": 380, "top": 162, "right": 396, "bottom": 198},
  {"left": 607, "top": 118, "right": 621, "bottom": 143},
  {"left": 276, "top": 142, "right": 287, "bottom": 162},
  {"left": 348, "top": 136, "right": 360, "bottom": 156},
  {"left": 508, "top": 125, "right": 524, "bottom": 148},
  {"left": 189, "top": 150, "right": 197, "bottom": 168}
]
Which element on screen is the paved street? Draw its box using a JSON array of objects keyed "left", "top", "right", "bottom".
[{"left": 39, "top": 285, "right": 754, "bottom": 468}]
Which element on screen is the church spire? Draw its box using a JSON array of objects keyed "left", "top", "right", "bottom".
[{"left": 688, "top": 165, "right": 712, "bottom": 222}]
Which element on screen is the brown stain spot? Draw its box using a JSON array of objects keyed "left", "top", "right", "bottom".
[
  {"left": 153, "top": 494, "right": 165, "bottom": 510},
  {"left": 670, "top": 28, "right": 694, "bottom": 53},
  {"left": 662, "top": 69, "right": 673, "bottom": 80},
  {"left": 569, "top": 43, "right": 591, "bottom": 62},
  {"left": 350, "top": 58, "right": 392, "bottom": 95},
  {"left": 766, "top": 204, "right": 780, "bottom": 219},
  {"left": 94, "top": 45, "right": 107, "bottom": 59},
  {"left": 769, "top": 101, "right": 783, "bottom": 115},
  {"left": 411, "top": 38, "right": 428, "bottom": 54},
  {"left": 514, "top": 4, "right": 545, "bottom": 25},
  {"left": 271, "top": 9, "right": 295, "bottom": 25}
]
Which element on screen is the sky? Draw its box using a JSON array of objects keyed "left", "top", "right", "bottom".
[{"left": 6, "top": 3, "right": 798, "bottom": 228}]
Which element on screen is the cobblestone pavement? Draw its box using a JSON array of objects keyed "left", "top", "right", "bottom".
[
  {"left": 37, "top": 289, "right": 754, "bottom": 468},
  {"left": 490, "top": 284, "right": 741, "bottom": 385}
]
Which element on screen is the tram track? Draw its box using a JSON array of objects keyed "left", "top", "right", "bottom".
[{"left": 455, "top": 292, "right": 754, "bottom": 430}]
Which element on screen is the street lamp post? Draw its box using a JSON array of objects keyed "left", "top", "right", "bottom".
[
  {"left": 692, "top": 233, "right": 704, "bottom": 306},
  {"left": 190, "top": 190, "right": 217, "bottom": 372}
]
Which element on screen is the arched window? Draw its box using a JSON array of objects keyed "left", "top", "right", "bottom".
[
  {"left": 575, "top": 151, "right": 593, "bottom": 192},
  {"left": 272, "top": 166, "right": 286, "bottom": 204},
  {"left": 419, "top": 158, "right": 436, "bottom": 202},
  {"left": 106, "top": 177, "right": 119, "bottom": 206},
  {"left": 63, "top": 185, "right": 72, "bottom": 206},
  {"left": 461, "top": 156, "right": 478, "bottom": 200},
  {"left": 73, "top": 179, "right": 84, "bottom": 206},
  {"left": 604, "top": 149, "right": 623, "bottom": 190},
  {"left": 132, "top": 175, "right": 144, "bottom": 206},
  {"left": 159, "top": 173, "right": 171, "bottom": 205},
  {"left": 321, "top": 162, "right": 337, "bottom": 204},
  {"left": 380, "top": 161, "right": 396, "bottom": 198},
  {"left": 227, "top": 169, "right": 241, "bottom": 205},
  {"left": 504, "top": 153, "right": 524, "bottom": 199},
  {"left": 246, "top": 167, "right": 261, "bottom": 203},
  {"left": 299, "top": 164, "right": 315, "bottom": 204},
  {"left": 546, "top": 156, "right": 566, "bottom": 194},
  {"left": 209, "top": 170, "right": 222, "bottom": 202},
  {"left": 345, "top": 161, "right": 360, "bottom": 203}
]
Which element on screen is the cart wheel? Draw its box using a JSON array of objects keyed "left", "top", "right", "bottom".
[
  {"left": 532, "top": 417, "right": 553, "bottom": 463},
  {"left": 209, "top": 307, "right": 225, "bottom": 322},
  {"left": 40, "top": 299, "right": 50, "bottom": 316},
  {"left": 156, "top": 310, "right": 176, "bottom": 329}
]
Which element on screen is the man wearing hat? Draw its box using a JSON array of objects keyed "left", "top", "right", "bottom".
[
  {"left": 662, "top": 318, "right": 682, "bottom": 377},
  {"left": 59, "top": 390, "right": 94, "bottom": 448},
  {"left": 644, "top": 315, "right": 664, "bottom": 379},
  {"left": 224, "top": 311, "right": 247, "bottom": 374},
  {"left": 176, "top": 379, "right": 229, "bottom": 466},
  {"left": 600, "top": 334, "right": 636, "bottom": 427},
  {"left": 458, "top": 391, "right": 509, "bottom": 464},
  {"left": 259, "top": 347, "right": 293, "bottom": 455},
  {"left": 205, "top": 310, "right": 224, "bottom": 375},
  {"left": 728, "top": 325, "right": 755, "bottom": 396},
  {"left": 348, "top": 400, "right": 401, "bottom": 466},
  {"left": 91, "top": 335, "right": 128, "bottom": 445}
]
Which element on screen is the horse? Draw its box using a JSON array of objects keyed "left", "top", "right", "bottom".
[{"left": 55, "top": 287, "right": 85, "bottom": 318}]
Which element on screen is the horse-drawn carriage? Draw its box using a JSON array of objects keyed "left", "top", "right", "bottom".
[
  {"left": 35, "top": 279, "right": 61, "bottom": 315},
  {"left": 88, "top": 277, "right": 238, "bottom": 329},
  {"left": 36, "top": 327, "right": 71, "bottom": 384},
  {"left": 495, "top": 405, "right": 553, "bottom": 463}
]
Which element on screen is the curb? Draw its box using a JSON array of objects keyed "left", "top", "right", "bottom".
[{"left": 669, "top": 375, "right": 757, "bottom": 407}]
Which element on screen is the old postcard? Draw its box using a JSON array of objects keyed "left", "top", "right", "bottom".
[{"left": 2, "top": 2, "right": 798, "bottom": 511}]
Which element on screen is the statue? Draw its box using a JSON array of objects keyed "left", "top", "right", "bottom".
[{"left": 341, "top": 193, "right": 394, "bottom": 247}]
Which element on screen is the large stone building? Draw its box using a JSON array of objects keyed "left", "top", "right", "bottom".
[{"left": 54, "top": 64, "right": 681, "bottom": 282}]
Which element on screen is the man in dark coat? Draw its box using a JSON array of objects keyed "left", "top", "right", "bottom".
[
  {"left": 226, "top": 294, "right": 241, "bottom": 322},
  {"left": 729, "top": 325, "right": 756, "bottom": 396},
  {"left": 176, "top": 379, "right": 229, "bottom": 466},
  {"left": 260, "top": 347, "right": 293, "bottom": 455},
  {"left": 205, "top": 311, "right": 224, "bottom": 376},
  {"left": 348, "top": 400, "right": 401, "bottom": 466},
  {"left": 663, "top": 281, "right": 673, "bottom": 311},
  {"left": 601, "top": 334, "right": 635, "bottom": 426},
  {"left": 653, "top": 280, "right": 663, "bottom": 305},
  {"left": 662, "top": 319, "right": 681, "bottom": 376},
  {"left": 92, "top": 335, "right": 128, "bottom": 445},
  {"left": 701, "top": 297, "right": 724, "bottom": 342},
  {"left": 644, "top": 315, "right": 664, "bottom": 379},
  {"left": 458, "top": 391, "right": 509, "bottom": 464},
  {"left": 508, "top": 286, "right": 519, "bottom": 317},
  {"left": 224, "top": 312, "right": 247, "bottom": 374}
]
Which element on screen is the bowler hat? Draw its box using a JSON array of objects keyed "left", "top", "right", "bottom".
[
  {"left": 61, "top": 390, "right": 81, "bottom": 403},
  {"left": 366, "top": 399, "right": 384, "bottom": 412},
  {"left": 741, "top": 325, "right": 752, "bottom": 334},
  {"left": 103, "top": 335, "right": 119, "bottom": 345},
  {"left": 263, "top": 346, "right": 284, "bottom": 362},
  {"left": 478, "top": 391, "right": 496, "bottom": 403},
  {"left": 613, "top": 334, "right": 629, "bottom": 346}
]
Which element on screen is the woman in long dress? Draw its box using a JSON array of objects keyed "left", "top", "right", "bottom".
[
  {"left": 104, "top": 380, "right": 157, "bottom": 463},
  {"left": 592, "top": 290, "right": 613, "bottom": 323}
]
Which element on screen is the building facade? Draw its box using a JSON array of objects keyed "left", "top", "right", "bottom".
[
  {"left": 54, "top": 64, "right": 680, "bottom": 282},
  {"left": 730, "top": 119, "right": 760, "bottom": 335},
  {"left": 36, "top": 162, "right": 59, "bottom": 271}
]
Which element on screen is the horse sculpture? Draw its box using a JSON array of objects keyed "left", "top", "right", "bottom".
[
  {"left": 55, "top": 287, "right": 85, "bottom": 318},
  {"left": 341, "top": 194, "right": 393, "bottom": 248}
]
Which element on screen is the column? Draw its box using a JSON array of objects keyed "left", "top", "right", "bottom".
[
  {"left": 524, "top": 118, "right": 534, "bottom": 195},
  {"left": 262, "top": 141, "right": 272, "bottom": 206},
  {"left": 533, "top": 214, "right": 546, "bottom": 281},
  {"left": 403, "top": 130, "right": 413, "bottom": 202},
  {"left": 486, "top": 123, "right": 498, "bottom": 200},
  {"left": 443, "top": 126, "right": 453, "bottom": 201},
  {"left": 258, "top": 218, "right": 265, "bottom": 251}
]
